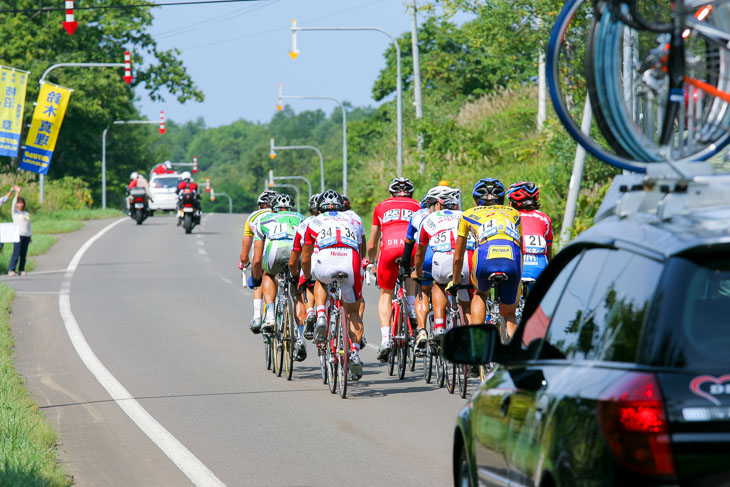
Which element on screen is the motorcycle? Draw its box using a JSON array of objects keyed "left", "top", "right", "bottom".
[
  {"left": 128, "top": 188, "right": 150, "bottom": 225},
  {"left": 177, "top": 191, "right": 201, "bottom": 234}
]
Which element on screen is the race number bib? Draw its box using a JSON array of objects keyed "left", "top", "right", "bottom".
[
  {"left": 429, "top": 230, "right": 452, "bottom": 252},
  {"left": 268, "top": 222, "right": 293, "bottom": 240},
  {"left": 524, "top": 234, "right": 547, "bottom": 254},
  {"left": 317, "top": 222, "right": 359, "bottom": 249}
]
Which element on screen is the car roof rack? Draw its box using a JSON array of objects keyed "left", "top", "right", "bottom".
[{"left": 594, "top": 162, "right": 730, "bottom": 222}]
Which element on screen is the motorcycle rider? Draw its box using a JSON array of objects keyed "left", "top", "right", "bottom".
[
  {"left": 176, "top": 171, "right": 199, "bottom": 226},
  {"left": 127, "top": 172, "right": 153, "bottom": 215}
]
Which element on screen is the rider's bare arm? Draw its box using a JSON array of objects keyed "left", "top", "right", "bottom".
[
  {"left": 414, "top": 244, "right": 426, "bottom": 278},
  {"left": 288, "top": 249, "right": 301, "bottom": 280},
  {"left": 240, "top": 235, "right": 253, "bottom": 265},
  {"left": 252, "top": 240, "right": 264, "bottom": 280},
  {"left": 452, "top": 235, "right": 467, "bottom": 286},
  {"left": 367, "top": 224, "right": 381, "bottom": 263}
]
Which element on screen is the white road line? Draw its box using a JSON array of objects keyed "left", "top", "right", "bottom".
[
  {"left": 58, "top": 218, "right": 225, "bottom": 487},
  {"left": 220, "top": 277, "right": 233, "bottom": 284}
]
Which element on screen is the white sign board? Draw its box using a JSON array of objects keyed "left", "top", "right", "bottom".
[{"left": 0, "top": 223, "right": 20, "bottom": 243}]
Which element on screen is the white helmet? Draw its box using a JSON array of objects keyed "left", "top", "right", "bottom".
[
  {"left": 181, "top": 171, "right": 191, "bottom": 180},
  {"left": 164, "top": 160, "right": 172, "bottom": 169},
  {"left": 130, "top": 171, "right": 139, "bottom": 180}
]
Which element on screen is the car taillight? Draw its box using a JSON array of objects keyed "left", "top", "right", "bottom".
[{"left": 597, "top": 372, "right": 676, "bottom": 477}]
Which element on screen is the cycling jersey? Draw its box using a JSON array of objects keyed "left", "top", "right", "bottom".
[
  {"left": 293, "top": 215, "right": 316, "bottom": 253},
  {"left": 304, "top": 211, "right": 364, "bottom": 304},
  {"left": 458, "top": 205, "right": 523, "bottom": 305},
  {"left": 417, "top": 210, "right": 469, "bottom": 296},
  {"left": 255, "top": 211, "right": 304, "bottom": 275},
  {"left": 372, "top": 196, "right": 420, "bottom": 290},
  {"left": 519, "top": 209, "right": 553, "bottom": 281},
  {"left": 244, "top": 208, "right": 271, "bottom": 238},
  {"left": 405, "top": 207, "right": 430, "bottom": 242}
]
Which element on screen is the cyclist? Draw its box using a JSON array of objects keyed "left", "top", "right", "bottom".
[
  {"left": 252, "top": 194, "right": 304, "bottom": 346},
  {"left": 414, "top": 194, "right": 472, "bottom": 345},
  {"left": 400, "top": 185, "right": 460, "bottom": 345},
  {"left": 301, "top": 190, "right": 366, "bottom": 379},
  {"left": 366, "top": 177, "right": 420, "bottom": 362},
  {"left": 452, "top": 178, "right": 523, "bottom": 340},
  {"left": 289, "top": 193, "right": 321, "bottom": 339},
  {"left": 507, "top": 182, "right": 552, "bottom": 284},
  {"left": 239, "top": 190, "right": 277, "bottom": 333},
  {"left": 342, "top": 195, "right": 367, "bottom": 325}
]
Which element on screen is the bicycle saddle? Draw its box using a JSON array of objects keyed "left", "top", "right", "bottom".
[
  {"left": 332, "top": 272, "right": 348, "bottom": 280},
  {"left": 489, "top": 272, "right": 508, "bottom": 282}
]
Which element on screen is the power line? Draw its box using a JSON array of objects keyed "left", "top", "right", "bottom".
[{"left": 0, "top": 0, "right": 268, "bottom": 14}]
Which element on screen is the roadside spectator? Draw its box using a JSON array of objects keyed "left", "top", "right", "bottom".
[
  {"left": 0, "top": 184, "right": 19, "bottom": 253},
  {"left": 8, "top": 187, "right": 31, "bottom": 277}
]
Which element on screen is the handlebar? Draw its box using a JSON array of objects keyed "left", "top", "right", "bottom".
[{"left": 365, "top": 263, "right": 374, "bottom": 286}]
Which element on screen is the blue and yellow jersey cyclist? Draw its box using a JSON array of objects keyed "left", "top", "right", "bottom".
[{"left": 452, "top": 178, "right": 523, "bottom": 340}]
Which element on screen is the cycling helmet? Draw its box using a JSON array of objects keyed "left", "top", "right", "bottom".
[
  {"left": 308, "top": 193, "right": 321, "bottom": 213},
  {"left": 130, "top": 171, "right": 139, "bottom": 180},
  {"left": 472, "top": 178, "right": 505, "bottom": 206},
  {"left": 342, "top": 195, "right": 351, "bottom": 210},
  {"left": 257, "top": 190, "right": 278, "bottom": 208},
  {"left": 421, "top": 185, "right": 454, "bottom": 208},
  {"left": 318, "top": 189, "right": 345, "bottom": 212},
  {"left": 442, "top": 197, "right": 459, "bottom": 210},
  {"left": 387, "top": 177, "right": 415, "bottom": 197},
  {"left": 164, "top": 161, "right": 173, "bottom": 169},
  {"left": 181, "top": 171, "right": 192, "bottom": 180},
  {"left": 272, "top": 194, "right": 295, "bottom": 213},
  {"left": 507, "top": 181, "right": 540, "bottom": 210}
]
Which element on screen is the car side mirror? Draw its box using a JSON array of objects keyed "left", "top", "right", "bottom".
[{"left": 442, "top": 324, "right": 501, "bottom": 365}]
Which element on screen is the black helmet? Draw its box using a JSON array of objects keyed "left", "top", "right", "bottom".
[
  {"left": 257, "top": 190, "right": 278, "bottom": 208},
  {"left": 472, "top": 178, "right": 505, "bottom": 206},
  {"left": 272, "top": 194, "right": 295, "bottom": 213},
  {"left": 308, "top": 193, "right": 321, "bottom": 212},
  {"left": 388, "top": 177, "right": 415, "bottom": 197},
  {"left": 318, "top": 189, "right": 345, "bottom": 212}
]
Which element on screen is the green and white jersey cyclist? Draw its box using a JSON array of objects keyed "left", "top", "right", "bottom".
[{"left": 252, "top": 194, "right": 304, "bottom": 332}]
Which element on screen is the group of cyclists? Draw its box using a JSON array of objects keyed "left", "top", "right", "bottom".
[{"left": 238, "top": 175, "right": 552, "bottom": 382}]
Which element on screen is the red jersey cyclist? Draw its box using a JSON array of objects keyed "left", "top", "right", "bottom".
[
  {"left": 507, "top": 182, "right": 552, "bottom": 285},
  {"left": 366, "top": 177, "right": 420, "bottom": 362}
]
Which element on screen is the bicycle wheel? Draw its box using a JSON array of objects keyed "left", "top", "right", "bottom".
[
  {"left": 423, "top": 312, "right": 434, "bottom": 384},
  {"left": 283, "top": 297, "right": 295, "bottom": 381},
  {"left": 397, "top": 304, "right": 408, "bottom": 380},
  {"left": 318, "top": 343, "right": 328, "bottom": 384},
  {"left": 337, "top": 309, "right": 349, "bottom": 399},
  {"left": 388, "top": 301, "right": 398, "bottom": 376},
  {"left": 408, "top": 323, "right": 416, "bottom": 373},
  {"left": 435, "top": 349, "right": 444, "bottom": 387},
  {"left": 445, "top": 310, "right": 458, "bottom": 394},
  {"left": 327, "top": 315, "right": 337, "bottom": 394},
  {"left": 264, "top": 334, "right": 272, "bottom": 371}
]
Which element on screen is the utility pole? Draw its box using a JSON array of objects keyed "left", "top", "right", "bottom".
[{"left": 411, "top": 1, "right": 424, "bottom": 172}]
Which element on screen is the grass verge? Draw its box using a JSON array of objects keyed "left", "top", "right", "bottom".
[{"left": 0, "top": 285, "right": 71, "bottom": 486}]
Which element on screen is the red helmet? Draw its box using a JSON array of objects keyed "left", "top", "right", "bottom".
[{"left": 507, "top": 181, "right": 540, "bottom": 209}]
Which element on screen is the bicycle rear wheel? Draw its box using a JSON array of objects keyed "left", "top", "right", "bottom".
[
  {"left": 327, "top": 317, "right": 337, "bottom": 394},
  {"left": 318, "top": 343, "right": 328, "bottom": 384},
  {"left": 264, "top": 334, "right": 272, "bottom": 371},
  {"left": 283, "top": 297, "right": 295, "bottom": 381},
  {"left": 397, "top": 304, "right": 408, "bottom": 380},
  {"left": 337, "top": 310, "right": 349, "bottom": 399}
]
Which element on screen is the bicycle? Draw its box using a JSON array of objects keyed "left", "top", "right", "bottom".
[
  {"left": 242, "top": 266, "right": 275, "bottom": 373},
  {"left": 320, "top": 273, "right": 351, "bottom": 399},
  {"left": 389, "top": 272, "right": 414, "bottom": 381},
  {"left": 274, "top": 271, "right": 297, "bottom": 380},
  {"left": 445, "top": 283, "right": 471, "bottom": 398}
]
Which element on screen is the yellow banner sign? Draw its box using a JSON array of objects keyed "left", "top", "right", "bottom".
[
  {"left": 20, "top": 82, "right": 72, "bottom": 175},
  {"left": 0, "top": 67, "right": 29, "bottom": 158}
]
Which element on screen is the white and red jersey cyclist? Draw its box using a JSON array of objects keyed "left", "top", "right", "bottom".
[{"left": 507, "top": 182, "right": 553, "bottom": 282}]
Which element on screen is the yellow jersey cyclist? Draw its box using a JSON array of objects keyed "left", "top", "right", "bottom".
[
  {"left": 239, "top": 190, "right": 277, "bottom": 333},
  {"left": 452, "top": 178, "right": 523, "bottom": 340},
  {"left": 252, "top": 194, "right": 305, "bottom": 339}
]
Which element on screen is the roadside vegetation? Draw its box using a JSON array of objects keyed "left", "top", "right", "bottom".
[{"left": 0, "top": 177, "right": 120, "bottom": 485}]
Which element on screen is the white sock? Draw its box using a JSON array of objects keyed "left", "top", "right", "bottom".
[
  {"left": 253, "top": 299, "right": 263, "bottom": 319},
  {"left": 435, "top": 318, "right": 445, "bottom": 328},
  {"left": 306, "top": 307, "right": 314, "bottom": 316},
  {"left": 265, "top": 304, "right": 274, "bottom": 321},
  {"left": 316, "top": 305, "right": 326, "bottom": 318},
  {"left": 381, "top": 326, "right": 391, "bottom": 344},
  {"left": 407, "top": 295, "right": 416, "bottom": 316}
]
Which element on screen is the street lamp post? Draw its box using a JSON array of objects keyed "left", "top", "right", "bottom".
[
  {"left": 38, "top": 61, "right": 127, "bottom": 203},
  {"left": 102, "top": 119, "right": 161, "bottom": 210},
  {"left": 290, "top": 20, "right": 403, "bottom": 177},
  {"left": 272, "top": 175, "right": 311, "bottom": 200},
  {"left": 272, "top": 183, "right": 301, "bottom": 213},
  {"left": 213, "top": 191, "right": 233, "bottom": 214},
  {"left": 269, "top": 138, "right": 324, "bottom": 193},
  {"left": 277, "top": 84, "right": 346, "bottom": 194}
]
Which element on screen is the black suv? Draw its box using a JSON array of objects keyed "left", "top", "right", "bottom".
[{"left": 444, "top": 167, "right": 730, "bottom": 487}]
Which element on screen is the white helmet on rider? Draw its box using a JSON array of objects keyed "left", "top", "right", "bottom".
[
  {"left": 422, "top": 185, "right": 455, "bottom": 208},
  {"left": 164, "top": 161, "right": 173, "bottom": 169},
  {"left": 181, "top": 171, "right": 191, "bottom": 180},
  {"left": 130, "top": 172, "right": 139, "bottom": 180}
]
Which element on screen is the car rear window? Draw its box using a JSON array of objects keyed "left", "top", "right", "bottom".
[
  {"left": 641, "top": 254, "right": 730, "bottom": 369},
  {"left": 152, "top": 177, "right": 179, "bottom": 189}
]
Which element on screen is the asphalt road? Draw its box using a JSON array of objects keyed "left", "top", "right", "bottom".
[{"left": 8, "top": 213, "right": 467, "bottom": 487}]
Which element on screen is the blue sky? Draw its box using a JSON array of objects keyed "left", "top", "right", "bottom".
[{"left": 136, "top": 0, "right": 465, "bottom": 127}]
